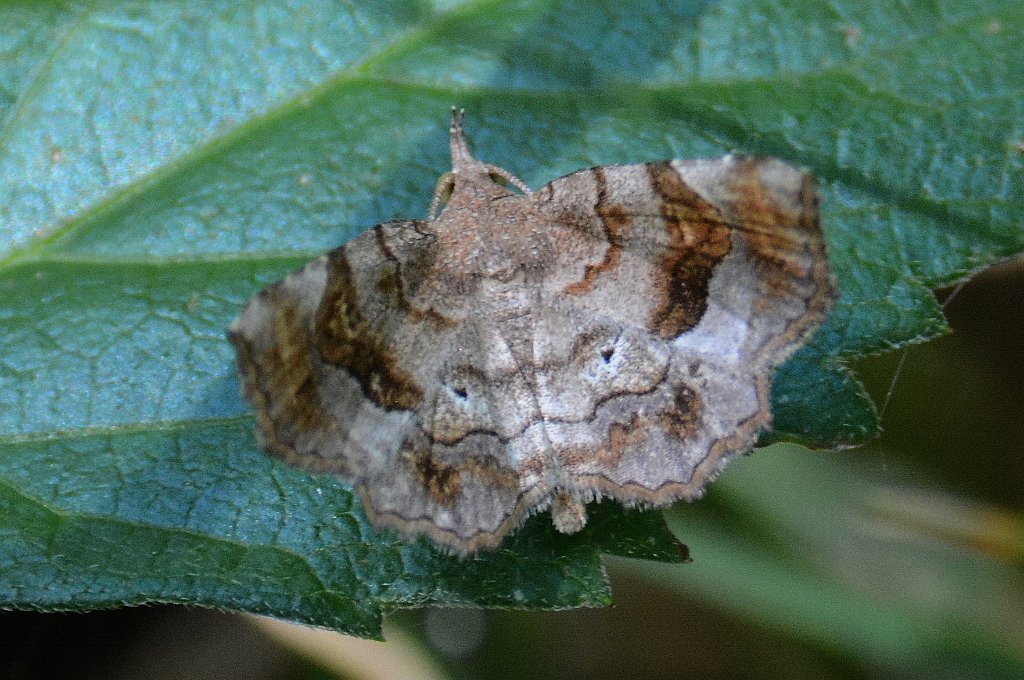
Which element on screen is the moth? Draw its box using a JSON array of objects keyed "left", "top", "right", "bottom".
[{"left": 229, "top": 109, "right": 835, "bottom": 555}]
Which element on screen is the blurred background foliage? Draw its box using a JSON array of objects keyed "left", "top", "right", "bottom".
[{"left": 1, "top": 0, "right": 1022, "bottom": 678}]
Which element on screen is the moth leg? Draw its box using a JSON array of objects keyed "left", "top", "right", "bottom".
[
  {"left": 551, "top": 492, "right": 588, "bottom": 534},
  {"left": 485, "top": 164, "right": 531, "bottom": 194}
]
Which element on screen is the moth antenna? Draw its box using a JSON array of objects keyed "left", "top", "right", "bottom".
[
  {"left": 485, "top": 163, "right": 532, "bottom": 194},
  {"left": 428, "top": 172, "right": 455, "bottom": 220}
]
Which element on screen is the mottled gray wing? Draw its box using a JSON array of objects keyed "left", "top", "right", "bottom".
[
  {"left": 230, "top": 220, "right": 532, "bottom": 553},
  {"left": 526, "top": 156, "right": 835, "bottom": 507}
]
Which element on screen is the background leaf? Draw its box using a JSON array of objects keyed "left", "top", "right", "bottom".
[
  {"left": 653, "top": 444, "right": 1024, "bottom": 673},
  {"left": 1, "top": 0, "right": 1022, "bottom": 641}
]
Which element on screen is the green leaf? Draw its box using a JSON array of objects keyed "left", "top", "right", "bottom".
[
  {"left": 1, "top": 0, "right": 1022, "bottom": 637},
  {"left": 0, "top": 419, "right": 681, "bottom": 635}
]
